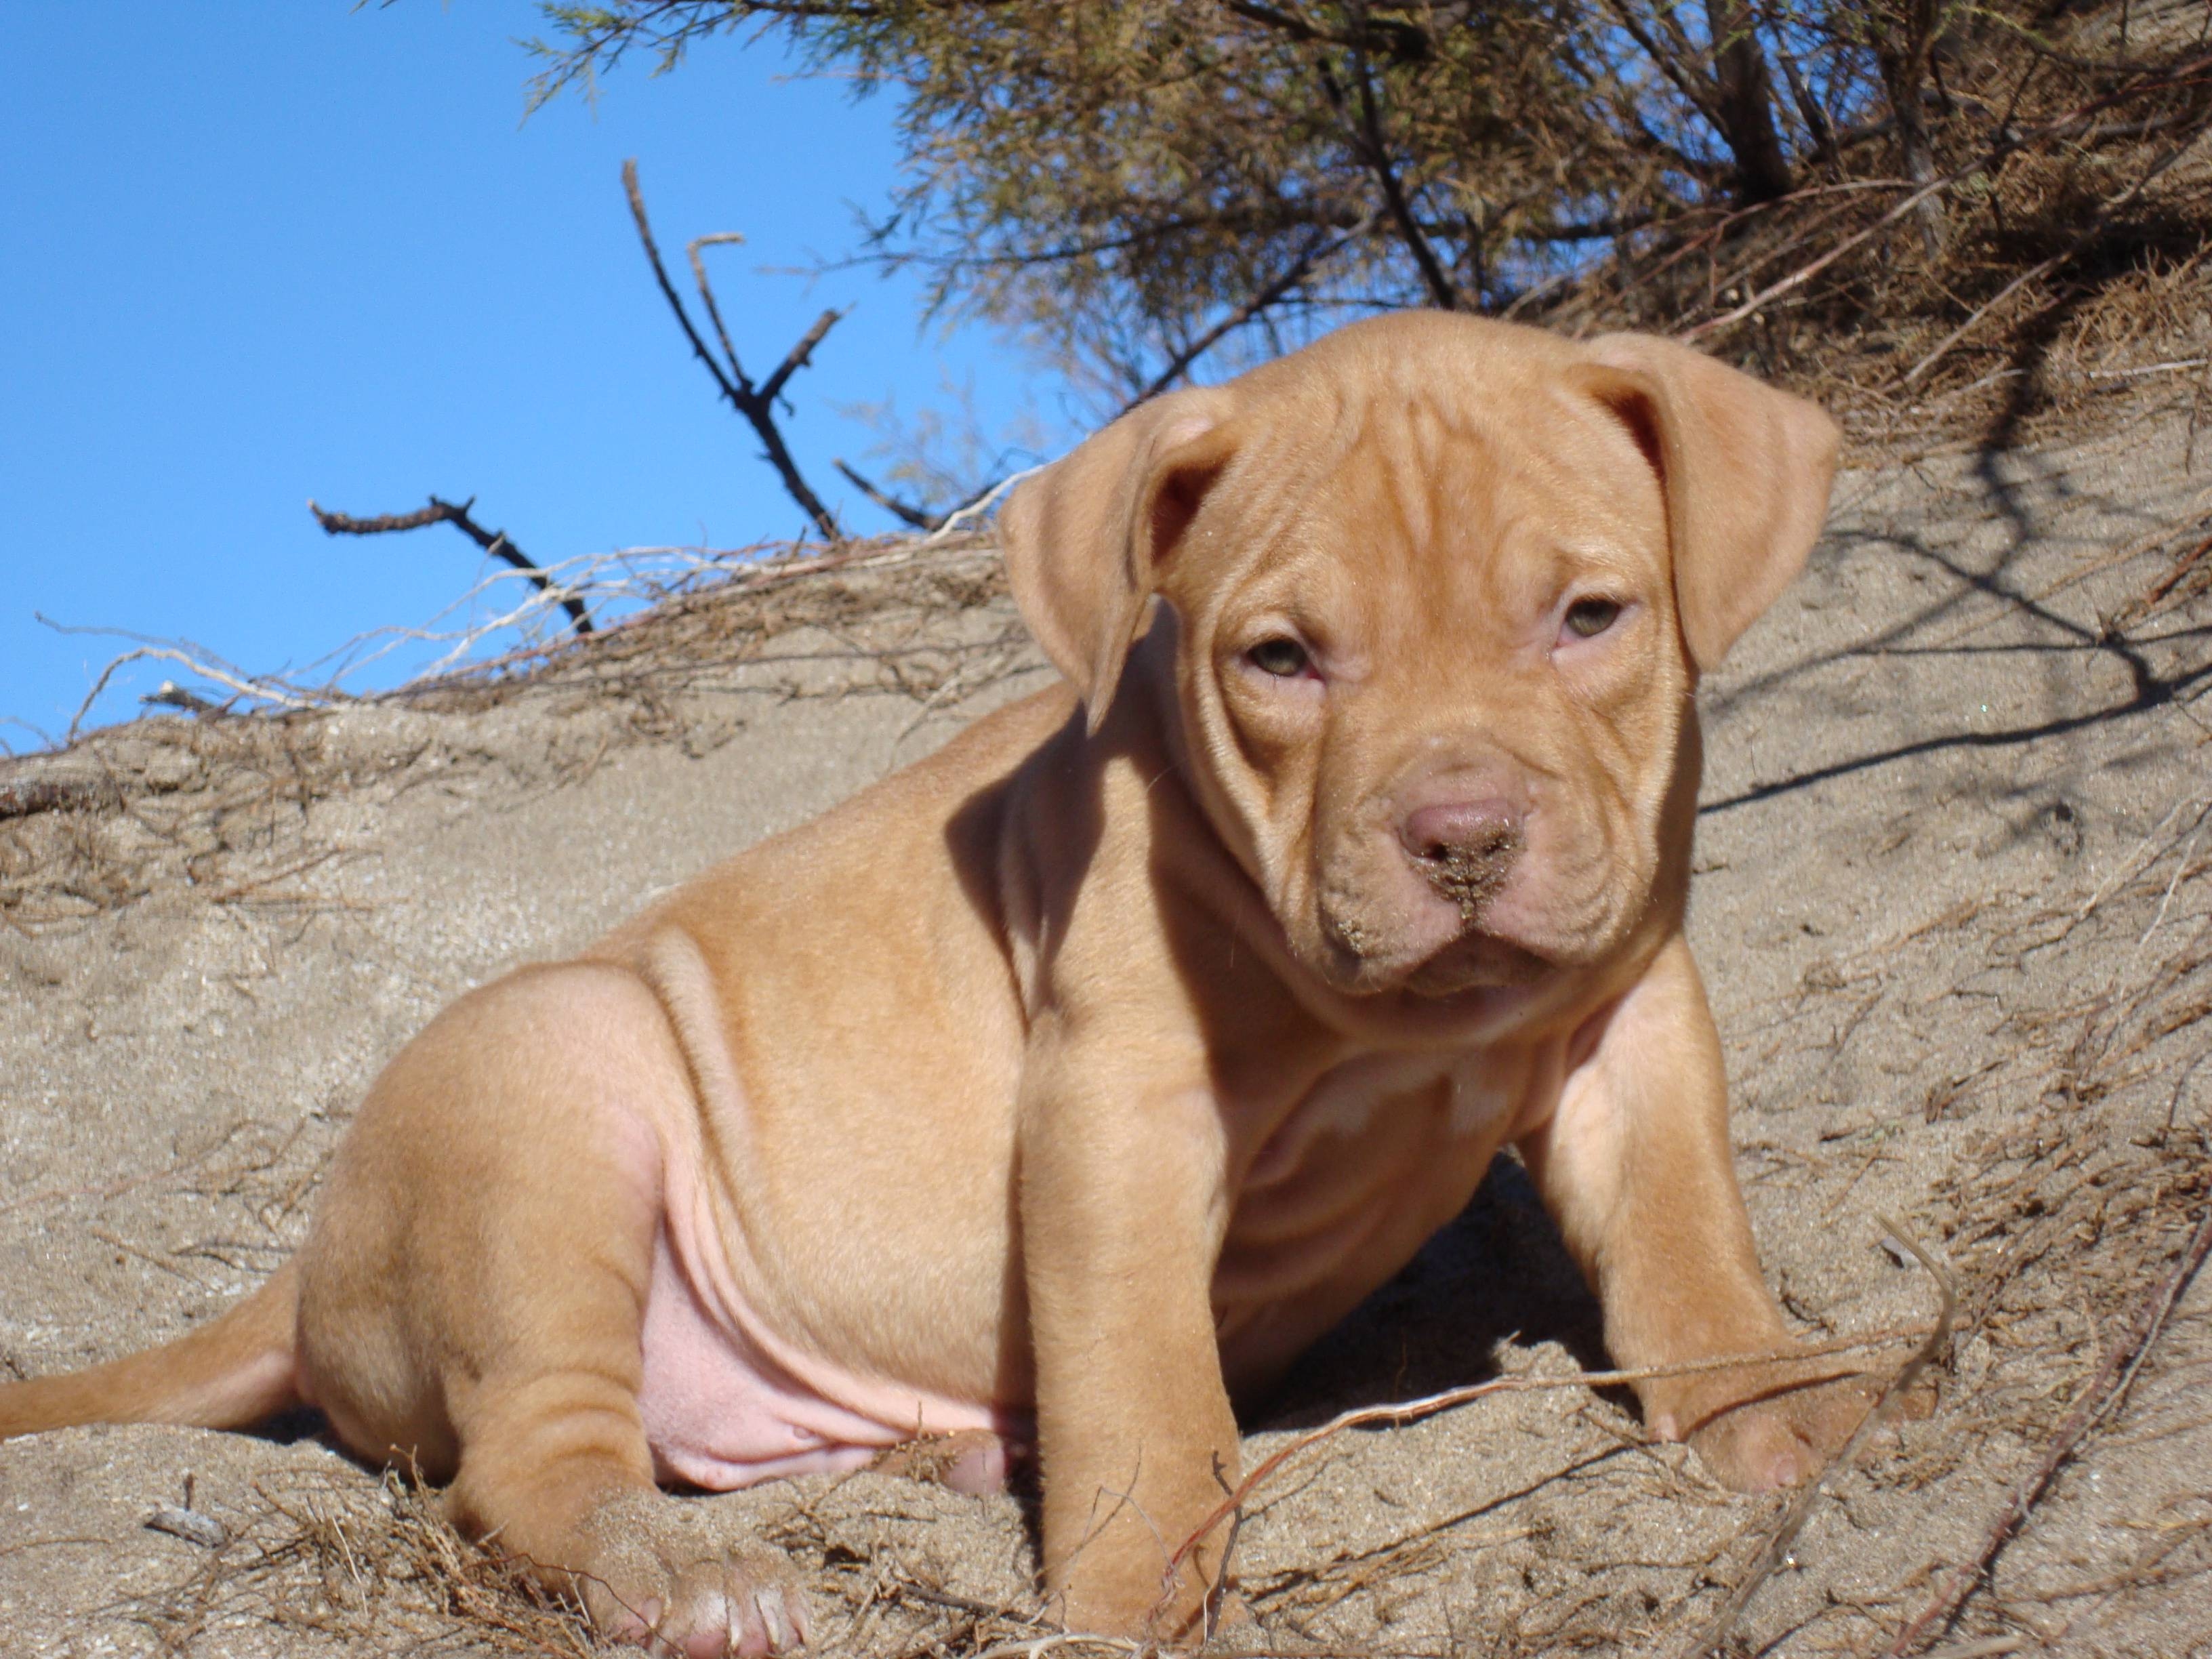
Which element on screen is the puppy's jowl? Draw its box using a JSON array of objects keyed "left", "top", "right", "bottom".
[{"left": 3, "top": 315, "right": 1864, "bottom": 1654}]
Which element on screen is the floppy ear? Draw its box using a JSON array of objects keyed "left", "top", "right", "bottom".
[
  {"left": 997, "top": 388, "right": 1237, "bottom": 733},
  {"left": 1584, "top": 333, "right": 1839, "bottom": 672}
]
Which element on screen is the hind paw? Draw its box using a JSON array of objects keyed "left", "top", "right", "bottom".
[{"left": 567, "top": 1489, "right": 811, "bottom": 1656}]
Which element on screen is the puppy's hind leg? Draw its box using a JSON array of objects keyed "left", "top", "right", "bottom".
[{"left": 296, "top": 961, "right": 806, "bottom": 1657}]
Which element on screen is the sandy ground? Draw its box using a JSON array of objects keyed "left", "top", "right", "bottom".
[{"left": 3, "top": 412, "right": 2210, "bottom": 1658}]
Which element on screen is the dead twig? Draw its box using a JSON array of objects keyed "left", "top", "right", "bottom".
[
  {"left": 145, "top": 1504, "right": 229, "bottom": 1551},
  {"left": 142, "top": 680, "right": 226, "bottom": 716},
  {"left": 923, "top": 468, "right": 1044, "bottom": 547},
  {"left": 834, "top": 460, "right": 941, "bottom": 531},
  {"left": 621, "top": 159, "right": 843, "bottom": 541},
  {"left": 1157, "top": 1322, "right": 1932, "bottom": 1612},
  {"left": 308, "top": 496, "right": 594, "bottom": 637},
  {"left": 1115, "top": 207, "right": 1380, "bottom": 417},
  {"left": 1883, "top": 1194, "right": 2212, "bottom": 1656},
  {"left": 1319, "top": 56, "right": 1460, "bottom": 312},
  {"left": 58, "top": 640, "right": 319, "bottom": 741},
  {"left": 0, "top": 779, "right": 119, "bottom": 821}
]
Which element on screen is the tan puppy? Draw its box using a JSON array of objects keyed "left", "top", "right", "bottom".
[{"left": 0, "top": 314, "right": 1853, "bottom": 1656}]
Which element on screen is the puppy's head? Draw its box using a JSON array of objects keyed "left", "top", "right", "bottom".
[{"left": 1001, "top": 315, "right": 1836, "bottom": 1010}]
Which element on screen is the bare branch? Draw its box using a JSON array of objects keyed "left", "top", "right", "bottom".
[
  {"left": 622, "top": 159, "right": 745, "bottom": 405},
  {"left": 0, "top": 779, "right": 118, "bottom": 821},
  {"left": 1161, "top": 1317, "right": 1938, "bottom": 1607},
  {"left": 1215, "top": 0, "right": 1326, "bottom": 45},
  {"left": 142, "top": 682, "right": 224, "bottom": 716},
  {"left": 759, "top": 307, "right": 845, "bottom": 409},
  {"left": 1118, "top": 208, "right": 1379, "bottom": 416},
  {"left": 1318, "top": 49, "right": 1460, "bottom": 311},
  {"left": 1902, "top": 127, "right": 2211, "bottom": 386},
  {"left": 1215, "top": 0, "right": 1433, "bottom": 56},
  {"left": 1681, "top": 1216, "right": 1957, "bottom": 1659},
  {"left": 308, "top": 496, "right": 594, "bottom": 636},
  {"left": 685, "top": 230, "right": 751, "bottom": 385},
  {"left": 834, "top": 459, "right": 939, "bottom": 530},
  {"left": 622, "top": 159, "right": 844, "bottom": 540},
  {"left": 1600, "top": 0, "right": 1727, "bottom": 136},
  {"left": 1884, "top": 1196, "right": 2212, "bottom": 1656},
  {"left": 1685, "top": 48, "right": 2212, "bottom": 342}
]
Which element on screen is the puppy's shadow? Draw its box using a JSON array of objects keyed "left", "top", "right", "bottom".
[
  {"left": 249, "top": 1407, "right": 331, "bottom": 1446},
  {"left": 1247, "top": 1155, "right": 1608, "bottom": 1433}
]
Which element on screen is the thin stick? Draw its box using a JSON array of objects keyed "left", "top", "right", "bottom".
[
  {"left": 1680, "top": 1216, "right": 1958, "bottom": 1659},
  {"left": 834, "top": 460, "right": 939, "bottom": 531},
  {"left": 1159, "top": 1322, "right": 1932, "bottom": 1597},
  {"left": 1116, "top": 208, "right": 1379, "bottom": 417},
  {"left": 66, "top": 645, "right": 316, "bottom": 741},
  {"left": 0, "top": 779, "right": 117, "bottom": 821},
  {"left": 309, "top": 496, "right": 594, "bottom": 636},
  {"left": 684, "top": 230, "right": 750, "bottom": 385},
  {"left": 1351, "top": 58, "right": 1458, "bottom": 310},
  {"left": 1884, "top": 1197, "right": 2212, "bottom": 1656},
  {"left": 922, "top": 466, "right": 1046, "bottom": 546}
]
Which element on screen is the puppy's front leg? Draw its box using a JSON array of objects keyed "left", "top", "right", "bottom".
[
  {"left": 1518, "top": 933, "right": 1872, "bottom": 1490},
  {"left": 1019, "top": 1038, "right": 1239, "bottom": 1641}
]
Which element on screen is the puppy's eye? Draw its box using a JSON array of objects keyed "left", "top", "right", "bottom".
[
  {"left": 1248, "top": 637, "right": 1311, "bottom": 678},
  {"left": 1563, "top": 597, "right": 1622, "bottom": 639}
]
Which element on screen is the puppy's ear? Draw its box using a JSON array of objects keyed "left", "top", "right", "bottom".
[
  {"left": 998, "top": 388, "right": 1237, "bottom": 733},
  {"left": 1584, "top": 334, "right": 1839, "bottom": 672}
]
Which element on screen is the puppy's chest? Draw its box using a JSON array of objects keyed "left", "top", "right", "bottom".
[{"left": 1226, "top": 1048, "right": 1532, "bottom": 1257}]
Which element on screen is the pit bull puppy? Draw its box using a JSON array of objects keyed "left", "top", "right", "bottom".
[{"left": 0, "top": 314, "right": 1857, "bottom": 1656}]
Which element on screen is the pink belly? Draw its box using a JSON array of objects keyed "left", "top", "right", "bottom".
[
  {"left": 621, "top": 928, "right": 1008, "bottom": 1488},
  {"left": 638, "top": 1233, "right": 891, "bottom": 1486},
  {"left": 636, "top": 1192, "right": 1004, "bottom": 1490}
]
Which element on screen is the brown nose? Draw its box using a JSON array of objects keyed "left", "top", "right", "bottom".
[{"left": 1399, "top": 799, "right": 1523, "bottom": 915}]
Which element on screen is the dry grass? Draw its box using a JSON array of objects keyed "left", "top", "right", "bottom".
[
  {"left": 0, "top": 532, "right": 1034, "bottom": 933},
  {"left": 124, "top": 1470, "right": 596, "bottom": 1658},
  {"left": 119, "top": 1465, "right": 1099, "bottom": 1659},
  {"left": 1528, "top": 1, "right": 2212, "bottom": 461}
]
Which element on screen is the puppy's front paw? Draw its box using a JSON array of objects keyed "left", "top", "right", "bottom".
[
  {"left": 1683, "top": 1378, "right": 1869, "bottom": 1491},
  {"left": 571, "top": 1488, "right": 811, "bottom": 1657},
  {"left": 1669, "top": 1364, "right": 1932, "bottom": 1493}
]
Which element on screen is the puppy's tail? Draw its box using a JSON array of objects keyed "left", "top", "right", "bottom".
[{"left": 0, "top": 1259, "right": 300, "bottom": 1441}]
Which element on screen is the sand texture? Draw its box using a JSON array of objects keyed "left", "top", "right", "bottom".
[{"left": 3, "top": 419, "right": 2211, "bottom": 1657}]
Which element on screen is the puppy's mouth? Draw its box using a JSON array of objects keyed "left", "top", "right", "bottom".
[
  {"left": 1404, "top": 929, "right": 1550, "bottom": 998},
  {"left": 1315, "top": 902, "right": 1553, "bottom": 999}
]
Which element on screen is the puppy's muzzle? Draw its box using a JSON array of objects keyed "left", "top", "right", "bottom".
[{"left": 1397, "top": 798, "right": 1523, "bottom": 920}]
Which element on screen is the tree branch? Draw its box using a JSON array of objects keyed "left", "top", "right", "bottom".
[
  {"left": 833, "top": 459, "right": 938, "bottom": 530},
  {"left": 1118, "top": 207, "right": 1379, "bottom": 415},
  {"left": 1216, "top": 0, "right": 1432, "bottom": 58},
  {"left": 308, "top": 496, "right": 594, "bottom": 636},
  {"left": 1601, "top": 0, "right": 1728, "bottom": 137},
  {"left": 1317, "top": 45, "right": 1459, "bottom": 311},
  {"left": 622, "top": 159, "right": 844, "bottom": 540},
  {"left": 684, "top": 230, "right": 752, "bottom": 386},
  {"left": 623, "top": 161, "right": 745, "bottom": 405},
  {"left": 759, "top": 305, "right": 844, "bottom": 409},
  {"left": 1684, "top": 48, "right": 2212, "bottom": 341}
]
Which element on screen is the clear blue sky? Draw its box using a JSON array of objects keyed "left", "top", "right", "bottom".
[{"left": 1, "top": 3, "right": 1067, "bottom": 751}]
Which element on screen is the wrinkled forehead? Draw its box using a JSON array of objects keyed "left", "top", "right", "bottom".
[{"left": 1199, "top": 371, "right": 1670, "bottom": 621}]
